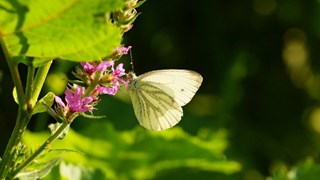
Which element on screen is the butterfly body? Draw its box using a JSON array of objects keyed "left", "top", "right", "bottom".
[{"left": 128, "top": 69, "right": 203, "bottom": 131}]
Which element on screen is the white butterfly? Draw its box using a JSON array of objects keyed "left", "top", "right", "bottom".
[{"left": 127, "top": 69, "right": 203, "bottom": 131}]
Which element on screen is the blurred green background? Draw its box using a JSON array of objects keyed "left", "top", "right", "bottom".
[{"left": 2, "top": 0, "right": 320, "bottom": 179}]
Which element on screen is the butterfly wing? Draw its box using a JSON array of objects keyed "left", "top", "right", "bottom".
[
  {"left": 128, "top": 70, "right": 203, "bottom": 131},
  {"left": 137, "top": 70, "right": 203, "bottom": 106}
]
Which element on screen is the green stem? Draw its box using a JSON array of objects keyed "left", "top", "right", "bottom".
[
  {"left": 10, "top": 121, "right": 69, "bottom": 178},
  {"left": 31, "top": 61, "right": 52, "bottom": 105},
  {"left": 0, "top": 108, "right": 30, "bottom": 179}
]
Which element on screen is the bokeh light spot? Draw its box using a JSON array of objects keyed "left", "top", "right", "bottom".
[{"left": 45, "top": 72, "right": 68, "bottom": 95}]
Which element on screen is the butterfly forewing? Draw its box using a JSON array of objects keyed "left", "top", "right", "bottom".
[
  {"left": 128, "top": 69, "right": 203, "bottom": 131},
  {"left": 137, "top": 70, "right": 203, "bottom": 106}
]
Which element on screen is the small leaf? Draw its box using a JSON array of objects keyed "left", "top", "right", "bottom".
[
  {"left": 12, "top": 87, "right": 18, "bottom": 104},
  {"left": 80, "top": 113, "right": 106, "bottom": 119},
  {"left": 15, "top": 157, "right": 61, "bottom": 180},
  {"left": 32, "top": 92, "right": 55, "bottom": 115}
]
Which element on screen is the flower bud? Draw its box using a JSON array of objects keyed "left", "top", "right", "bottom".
[{"left": 112, "top": 0, "right": 144, "bottom": 33}]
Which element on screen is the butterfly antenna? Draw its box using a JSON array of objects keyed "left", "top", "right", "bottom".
[{"left": 129, "top": 48, "right": 135, "bottom": 73}]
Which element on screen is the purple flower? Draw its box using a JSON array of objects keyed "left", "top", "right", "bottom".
[{"left": 55, "top": 86, "right": 94, "bottom": 113}]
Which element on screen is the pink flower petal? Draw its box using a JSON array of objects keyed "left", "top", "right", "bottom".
[
  {"left": 54, "top": 96, "right": 65, "bottom": 108},
  {"left": 96, "top": 84, "right": 119, "bottom": 96},
  {"left": 113, "top": 64, "right": 125, "bottom": 77},
  {"left": 96, "top": 61, "right": 113, "bottom": 72},
  {"left": 81, "top": 61, "right": 115, "bottom": 74},
  {"left": 81, "top": 62, "right": 96, "bottom": 74}
]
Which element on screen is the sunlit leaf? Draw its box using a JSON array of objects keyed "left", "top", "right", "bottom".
[
  {"left": 23, "top": 121, "right": 241, "bottom": 179},
  {"left": 0, "top": 0, "right": 124, "bottom": 66}
]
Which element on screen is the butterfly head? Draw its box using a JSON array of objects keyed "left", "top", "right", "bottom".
[{"left": 126, "top": 71, "right": 138, "bottom": 88}]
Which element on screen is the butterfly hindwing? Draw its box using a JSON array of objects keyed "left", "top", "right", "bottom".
[{"left": 129, "top": 80, "right": 183, "bottom": 131}]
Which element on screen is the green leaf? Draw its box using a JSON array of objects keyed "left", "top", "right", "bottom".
[
  {"left": 0, "top": 0, "right": 125, "bottom": 66},
  {"left": 23, "top": 121, "right": 241, "bottom": 179},
  {"left": 80, "top": 113, "right": 106, "bottom": 119},
  {"left": 15, "top": 157, "right": 61, "bottom": 180},
  {"left": 32, "top": 92, "right": 55, "bottom": 115}
]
